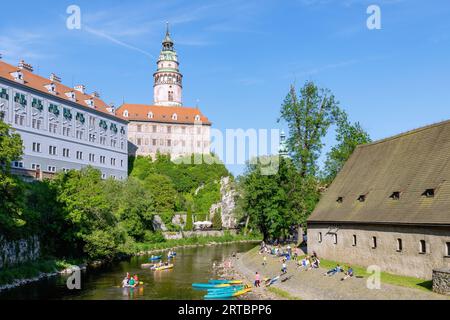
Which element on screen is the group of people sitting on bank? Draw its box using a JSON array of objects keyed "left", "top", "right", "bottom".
[{"left": 259, "top": 241, "right": 355, "bottom": 281}]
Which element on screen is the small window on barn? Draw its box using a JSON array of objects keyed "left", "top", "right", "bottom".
[
  {"left": 422, "top": 189, "right": 435, "bottom": 198},
  {"left": 333, "top": 234, "right": 338, "bottom": 245},
  {"left": 352, "top": 235, "right": 357, "bottom": 247},
  {"left": 446, "top": 242, "right": 450, "bottom": 257},
  {"left": 372, "top": 236, "right": 377, "bottom": 249},
  {"left": 357, "top": 195, "right": 366, "bottom": 202},
  {"left": 397, "top": 238, "right": 403, "bottom": 252},
  {"left": 318, "top": 232, "right": 322, "bottom": 243},
  {"left": 336, "top": 197, "right": 343, "bottom": 203},
  {"left": 390, "top": 192, "right": 401, "bottom": 200},
  {"left": 419, "top": 240, "right": 427, "bottom": 254}
]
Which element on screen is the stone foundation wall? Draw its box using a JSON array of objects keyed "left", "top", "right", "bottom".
[
  {"left": 162, "top": 229, "right": 237, "bottom": 240},
  {"left": 0, "top": 236, "right": 40, "bottom": 269},
  {"left": 432, "top": 268, "right": 450, "bottom": 295},
  {"left": 307, "top": 223, "right": 450, "bottom": 280}
]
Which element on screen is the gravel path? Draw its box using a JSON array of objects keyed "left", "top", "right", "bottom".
[{"left": 231, "top": 249, "right": 449, "bottom": 300}]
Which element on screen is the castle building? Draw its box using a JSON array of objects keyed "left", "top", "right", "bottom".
[
  {"left": 307, "top": 120, "right": 450, "bottom": 279},
  {"left": 0, "top": 59, "right": 129, "bottom": 180},
  {"left": 117, "top": 24, "right": 211, "bottom": 159}
]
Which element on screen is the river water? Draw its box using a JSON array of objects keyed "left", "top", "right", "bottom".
[{"left": 0, "top": 242, "right": 256, "bottom": 300}]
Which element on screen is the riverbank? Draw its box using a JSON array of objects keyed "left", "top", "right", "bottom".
[
  {"left": 223, "top": 247, "right": 450, "bottom": 300},
  {"left": 0, "top": 259, "right": 86, "bottom": 292},
  {"left": 0, "top": 234, "right": 261, "bottom": 292},
  {"left": 133, "top": 233, "right": 261, "bottom": 256}
]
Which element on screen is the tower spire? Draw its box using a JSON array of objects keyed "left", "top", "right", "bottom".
[{"left": 153, "top": 23, "right": 183, "bottom": 107}]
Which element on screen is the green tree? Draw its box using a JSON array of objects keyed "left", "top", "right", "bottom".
[
  {"left": 279, "top": 82, "right": 341, "bottom": 177},
  {"left": 112, "top": 178, "right": 155, "bottom": 241},
  {"left": 238, "top": 156, "right": 304, "bottom": 240},
  {"left": 0, "top": 120, "right": 26, "bottom": 235},
  {"left": 323, "top": 112, "right": 371, "bottom": 184},
  {"left": 142, "top": 173, "right": 177, "bottom": 213},
  {"left": 52, "top": 167, "right": 120, "bottom": 257},
  {"left": 212, "top": 208, "right": 223, "bottom": 230},
  {"left": 185, "top": 207, "right": 193, "bottom": 231}
]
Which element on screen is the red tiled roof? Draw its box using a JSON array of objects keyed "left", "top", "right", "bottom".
[
  {"left": 116, "top": 104, "right": 212, "bottom": 125},
  {"left": 0, "top": 60, "right": 123, "bottom": 121}
]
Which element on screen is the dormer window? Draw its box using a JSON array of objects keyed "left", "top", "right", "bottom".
[
  {"left": 148, "top": 112, "right": 153, "bottom": 119},
  {"left": 336, "top": 197, "right": 344, "bottom": 203},
  {"left": 65, "top": 91, "right": 76, "bottom": 102},
  {"left": 172, "top": 113, "right": 178, "bottom": 120},
  {"left": 390, "top": 191, "right": 401, "bottom": 200},
  {"left": 11, "top": 71, "right": 24, "bottom": 83},
  {"left": 357, "top": 195, "right": 366, "bottom": 202},
  {"left": 85, "top": 99, "right": 95, "bottom": 108},
  {"left": 422, "top": 189, "right": 435, "bottom": 198},
  {"left": 123, "top": 110, "right": 129, "bottom": 118},
  {"left": 195, "top": 115, "right": 201, "bottom": 122},
  {"left": 45, "top": 83, "right": 57, "bottom": 94}
]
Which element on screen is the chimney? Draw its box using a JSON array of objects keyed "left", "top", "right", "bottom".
[
  {"left": 50, "top": 73, "right": 61, "bottom": 83},
  {"left": 18, "top": 59, "right": 34, "bottom": 72},
  {"left": 91, "top": 91, "right": 100, "bottom": 98},
  {"left": 74, "top": 85, "right": 85, "bottom": 94}
]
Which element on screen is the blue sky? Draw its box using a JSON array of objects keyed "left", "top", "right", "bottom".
[{"left": 1, "top": 0, "right": 450, "bottom": 176}]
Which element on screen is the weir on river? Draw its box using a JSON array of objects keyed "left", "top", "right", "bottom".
[{"left": 0, "top": 243, "right": 256, "bottom": 300}]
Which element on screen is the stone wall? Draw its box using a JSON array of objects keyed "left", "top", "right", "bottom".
[
  {"left": 307, "top": 223, "right": 450, "bottom": 279},
  {"left": 0, "top": 236, "right": 40, "bottom": 269},
  {"left": 432, "top": 268, "right": 450, "bottom": 295},
  {"left": 162, "top": 229, "right": 237, "bottom": 240}
]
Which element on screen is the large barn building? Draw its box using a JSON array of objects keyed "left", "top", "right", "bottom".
[{"left": 308, "top": 120, "right": 450, "bottom": 279}]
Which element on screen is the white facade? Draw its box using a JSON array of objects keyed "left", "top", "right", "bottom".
[
  {"left": 128, "top": 121, "right": 210, "bottom": 159},
  {"left": 0, "top": 76, "right": 129, "bottom": 180}
]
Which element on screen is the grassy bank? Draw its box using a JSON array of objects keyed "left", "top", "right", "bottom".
[
  {"left": 267, "top": 287, "right": 301, "bottom": 300},
  {"left": 299, "top": 254, "right": 432, "bottom": 292},
  {"left": 0, "top": 258, "right": 83, "bottom": 286},
  {"left": 133, "top": 233, "right": 262, "bottom": 253}
]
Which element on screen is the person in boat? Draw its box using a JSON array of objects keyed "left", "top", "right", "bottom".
[
  {"left": 133, "top": 274, "right": 139, "bottom": 284},
  {"left": 128, "top": 276, "right": 136, "bottom": 287},
  {"left": 122, "top": 277, "right": 129, "bottom": 288}
]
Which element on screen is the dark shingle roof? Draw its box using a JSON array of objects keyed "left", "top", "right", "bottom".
[{"left": 308, "top": 120, "right": 450, "bottom": 226}]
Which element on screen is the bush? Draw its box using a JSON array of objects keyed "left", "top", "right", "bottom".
[
  {"left": 143, "top": 231, "right": 166, "bottom": 243},
  {"left": 83, "top": 229, "right": 119, "bottom": 260}
]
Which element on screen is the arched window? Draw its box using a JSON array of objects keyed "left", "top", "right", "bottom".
[
  {"left": 195, "top": 115, "right": 201, "bottom": 122},
  {"left": 148, "top": 112, "right": 153, "bottom": 119},
  {"left": 172, "top": 113, "right": 178, "bottom": 120},
  {"left": 168, "top": 91, "right": 174, "bottom": 101},
  {"left": 123, "top": 110, "right": 129, "bottom": 118}
]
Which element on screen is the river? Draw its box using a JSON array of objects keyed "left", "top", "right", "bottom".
[{"left": 0, "top": 242, "right": 256, "bottom": 300}]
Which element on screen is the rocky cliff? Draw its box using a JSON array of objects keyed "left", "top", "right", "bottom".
[{"left": 209, "top": 176, "right": 237, "bottom": 229}]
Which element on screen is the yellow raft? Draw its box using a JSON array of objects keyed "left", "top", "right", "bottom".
[{"left": 153, "top": 264, "right": 174, "bottom": 271}]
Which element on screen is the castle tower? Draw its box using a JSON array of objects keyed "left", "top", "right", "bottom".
[{"left": 153, "top": 23, "right": 183, "bottom": 107}]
